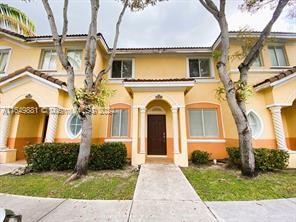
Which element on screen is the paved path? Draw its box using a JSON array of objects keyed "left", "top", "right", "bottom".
[
  {"left": 129, "top": 164, "right": 216, "bottom": 221},
  {"left": 205, "top": 198, "right": 296, "bottom": 222},
  {"left": 1, "top": 164, "right": 296, "bottom": 221},
  {"left": 0, "top": 162, "right": 26, "bottom": 175}
]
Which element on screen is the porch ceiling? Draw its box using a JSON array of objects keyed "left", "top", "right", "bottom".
[{"left": 123, "top": 78, "right": 195, "bottom": 96}]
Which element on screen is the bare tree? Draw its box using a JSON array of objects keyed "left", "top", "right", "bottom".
[
  {"left": 199, "top": 0, "right": 289, "bottom": 176},
  {"left": 42, "top": 0, "right": 163, "bottom": 181}
]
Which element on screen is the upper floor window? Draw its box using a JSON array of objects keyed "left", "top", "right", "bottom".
[
  {"left": 268, "top": 46, "right": 288, "bottom": 67},
  {"left": 67, "top": 49, "right": 82, "bottom": 69},
  {"left": 111, "top": 60, "right": 132, "bottom": 79},
  {"left": 111, "top": 109, "right": 128, "bottom": 137},
  {"left": 188, "top": 58, "right": 211, "bottom": 78},
  {"left": 0, "top": 49, "right": 10, "bottom": 74},
  {"left": 252, "top": 55, "right": 263, "bottom": 67},
  {"left": 188, "top": 108, "right": 219, "bottom": 137},
  {"left": 40, "top": 49, "right": 57, "bottom": 70}
]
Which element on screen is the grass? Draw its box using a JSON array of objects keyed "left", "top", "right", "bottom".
[
  {"left": 0, "top": 169, "right": 138, "bottom": 200},
  {"left": 182, "top": 165, "right": 296, "bottom": 201}
]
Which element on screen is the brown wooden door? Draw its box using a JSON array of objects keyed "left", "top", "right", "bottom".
[{"left": 147, "top": 115, "right": 167, "bottom": 155}]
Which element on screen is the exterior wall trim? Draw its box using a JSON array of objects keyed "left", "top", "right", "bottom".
[{"left": 187, "top": 139, "right": 226, "bottom": 143}]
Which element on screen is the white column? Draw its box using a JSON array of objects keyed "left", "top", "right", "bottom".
[
  {"left": 140, "top": 107, "right": 146, "bottom": 154},
  {"left": 172, "top": 107, "right": 180, "bottom": 154},
  {"left": 269, "top": 106, "right": 288, "bottom": 150},
  {"left": 45, "top": 107, "right": 59, "bottom": 143},
  {"left": 0, "top": 108, "right": 12, "bottom": 149}
]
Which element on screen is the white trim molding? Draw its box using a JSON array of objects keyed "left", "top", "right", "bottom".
[
  {"left": 104, "top": 138, "right": 132, "bottom": 143},
  {"left": 187, "top": 139, "right": 226, "bottom": 144}
]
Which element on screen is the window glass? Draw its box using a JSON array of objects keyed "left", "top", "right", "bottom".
[
  {"left": 0, "top": 49, "right": 10, "bottom": 73},
  {"left": 275, "top": 47, "right": 287, "bottom": 66},
  {"left": 111, "top": 60, "right": 132, "bottom": 78},
  {"left": 189, "top": 59, "right": 210, "bottom": 77},
  {"left": 68, "top": 114, "right": 82, "bottom": 137},
  {"left": 112, "top": 109, "right": 128, "bottom": 137},
  {"left": 67, "top": 49, "right": 82, "bottom": 69},
  {"left": 189, "top": 59, "right": 200, "bottom": 77},
  {"left": 189, "top": 110, "right": 203, "bottom": 137},
  {"left": 268, "top": 46, "right": 287, "bottom": 66},
  {"left": 247, "top": 111, "right": 262, "bottom": 138},
  {"left": 199, "top": 59, "right": 210, "bottom": 77},
  {"left": 189, "top": 108, "right": 219, "bottom": 137},
  {"left": 41, "top": 50, "right": 57, "bottom": 70},
  {"left": 252, "top": 56, "right": 262, "bottom": 67},
  {"left": 203, "top": 109, "right": 219, "bottom": 137}
]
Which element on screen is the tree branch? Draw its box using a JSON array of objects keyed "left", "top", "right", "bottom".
[
  {"left": 61, "top": 0, "right": 68, "bottom": 43},
  {"left": 239, "top": 0, "right": 289, "bottom": 82},
  {"left": 199, "top": 0, "right": 219, "bottom": 20},
  {"left": 84, "top": 0, "right": 99, "bottom": 91},
  {"left": 42, "top": 0, "right": 76, "bottom": 106},
  {"left": 94, "top": 0, "right": 129, "bottom": 88}
]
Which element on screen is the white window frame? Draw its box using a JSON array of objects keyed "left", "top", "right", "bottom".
[
  {"left": 186, "top": 57, "right": 214, "bottom": 79},
  {"left": 111, "top": 109, "right": 129, "bottom": 138},
  {"left": 268, "top": 45, "right": 289, "bottom": 68},
  {"left": 65, "top": 114, "right": 82, "bottom": 139},
  {"left": 247, "top": 109, "right": 264, "bottom": 139},
  {"left": 188, "top": 108, "right": 219, "bottom": 138},
  {"left": 110, "top": 58, "right": 135, "bottom": 80},
  {"left": 39, "top": 49, "right": 58, "bottom": 71},
  {"left": 0, "top": 46, "right": 12, "bottom": 76}
]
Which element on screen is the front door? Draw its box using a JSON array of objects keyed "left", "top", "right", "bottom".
[{"left": 147, "top": 115, "right": 167, "bottom": 155}]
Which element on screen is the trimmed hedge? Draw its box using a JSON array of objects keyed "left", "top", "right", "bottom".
[
  {"left": 191, "top": 150, "right": 210, "bottom": 165},
  {"left": 25, "top": 142, "right": 127, "bottom": 171},
  {"left": 226, "top": 147, "right": 289, "bottom": 171}
]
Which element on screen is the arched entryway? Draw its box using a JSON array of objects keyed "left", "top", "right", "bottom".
[
  {"left": 9, "top": 99, "right": 49, "bottom": 160},
  {"left": 282, "top": 100, "right": 296, "bottom": 151},
  {"left": 146, "top": 100, "right": 173, "bottom": 158}
]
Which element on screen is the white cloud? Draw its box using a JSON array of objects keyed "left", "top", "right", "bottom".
[{"left": 1, "top": 0, "right": 295, "bottom": 47}]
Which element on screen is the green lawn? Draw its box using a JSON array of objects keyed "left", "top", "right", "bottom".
[
  {"left": 0, "top": 170, "right": 138, "bottom": 200},
  {"left": 182, "top": 166, "right": 296, "bottom": 201}
]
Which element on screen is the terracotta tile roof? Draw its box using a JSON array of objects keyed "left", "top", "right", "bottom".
[
  {"left": 0, "top": 66, "right": 67, "bottom": 87},
  {"left": 123, "top": 78, "right": 195, "bottom": 82},
  {"left": 253, "top": 66, "right": 296, "bottom": 88}
]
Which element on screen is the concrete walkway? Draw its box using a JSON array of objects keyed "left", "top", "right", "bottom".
[
  {"left": 129, "top": 164, "right": 216, "bottom": 221},
  {"left": 1, "top": 164, "right": 296, "bottom": 221},
  {"left": 0, "top": 162, "right": 26, "bottom": 175}
]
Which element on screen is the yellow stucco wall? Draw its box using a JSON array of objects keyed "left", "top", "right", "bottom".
[{"left": 0, "top": 33, "right": 295, "bottom": 162}]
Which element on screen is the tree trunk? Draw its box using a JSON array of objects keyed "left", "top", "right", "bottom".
[
  {"left": 238, "top": 118, "right": 256, "bottom": 176},
  {"left": 66, "top": 114, "right": 92, "bottom": 182}
]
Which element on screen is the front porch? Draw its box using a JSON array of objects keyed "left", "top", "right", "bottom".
[{"left": 123, "top": 79, "right": 195, "bottom": 167}]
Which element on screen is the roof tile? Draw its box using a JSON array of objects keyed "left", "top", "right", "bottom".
[{"left": 0, "top": 66, "right": 67, "bottom": 87}]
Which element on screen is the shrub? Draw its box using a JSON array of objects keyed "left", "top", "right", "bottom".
[
  {"left": 191, "top": 150, "right": 210, "bottom": 165},
  {"left": 25, "top": 142, "right": 127, "bottom": 171},
  {"left": 226, "top": 147, "right": 241, "bottom": 168},
  {"left": 226, "top": 147, "right": 289, "bottom": 171}
]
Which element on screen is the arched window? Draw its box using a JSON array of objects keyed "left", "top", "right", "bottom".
[
  {"left": 67, "top": 114, "right": 82, "bottom": 138},
  {"left": 247, "top": 111, "right": 263, "bottom": 139}
]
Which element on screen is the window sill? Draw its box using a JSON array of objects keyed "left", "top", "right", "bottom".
[
  {"left": 187, "top": 138, "right": 226, "bottom": 143},
  {"left": 38, "top": 69, "right": 58, "bottom": 73},
  {"left": 104, "top": 138, "right": 132, "bottom": 142},
  {"left": 270, "top": 66, "right": 292, "bottom": 69}
]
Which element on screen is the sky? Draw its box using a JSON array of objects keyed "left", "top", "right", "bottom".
[{"left": 1, "top": 0, "right": 296, "bottom": 47}]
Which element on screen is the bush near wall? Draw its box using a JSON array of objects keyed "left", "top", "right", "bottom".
[
  {"left": 25, "top": 142, "right": 127, "bottom": 171},
  {"left": 191, "top": 150, "right": 210, "bottom": 165},
  {"left": 226, "top": 147, "right": 289, "bottom": 171}
]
